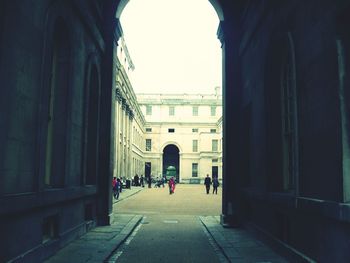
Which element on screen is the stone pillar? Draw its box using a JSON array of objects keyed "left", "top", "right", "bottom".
[
  {"left": 121, "top": 98, "right": 126, "bottom": 178},
  {"left": 115, "top": 88, "right": 123, "bottom": 179},
  {"left": 219, "top": 13, "right": 245, "bottom": 227},
  {"left": 128, "top": 109, "right": 134, "bottom": 178},
  {"left": 97, "top": 16, "right": 122, "bottom": 225}
]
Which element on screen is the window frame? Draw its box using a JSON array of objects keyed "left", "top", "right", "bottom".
[
  {"left": 211, "top": 106, "right": 216, "bottom": 116},
  {"left": 212, "top": 139, "right": 218, "bottom": 152},
  {"left": 146, "top": 105, "right": 152, "bottom": 115},
  {"left": 192, "top": 106, "right": 198, "bottom": 116},
  {"left": 192, "top": 139, "right": 198, "bottom": 152},
  {"left": 169, "top": 106, "right": 175, "bottom": 116},
  {"left": 192, "top": 163, "right": 198, "bottom": 177},
  {"left": 145, "top": 139, "right": 152, "bottom": 151}
]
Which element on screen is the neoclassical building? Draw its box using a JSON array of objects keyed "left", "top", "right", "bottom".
[
  {"left": 113, "top": 33, "right": 222, "bottom": 183},
  {"left": 114, "top": 32, "right": 147, "bottom": 182},
  {"left": 138, "top": 92, "right": 222, "bottom": 183}
]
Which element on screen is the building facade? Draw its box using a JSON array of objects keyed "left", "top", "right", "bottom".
[
  {"left": 113, "top": 33, "right": 223, "bottom": 184},
  {"left": 138, "top": 92, "right": 223, "bottom": 183},
  {"left": 114, "top": 34, "right": 222, "bottom": 183},
  {"left": 114, "top": 34, "right": 147, "bottom": 182}
]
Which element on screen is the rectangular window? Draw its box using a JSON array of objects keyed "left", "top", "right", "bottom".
[
  {"left": 192, "top": 128, "right": 198, "bottom": 133},
  {"left": 192, "top": 163, "right": 198, "bottom": 177},
  {"left": 212, "top": 159, "right": 218, "bottom": 163},
  {"left": 146, "top": 139, "right": 152, "bottom": 151},
  {"left": 168, "top": 128, "right": 175, "bottom": 133},
  {"left": 192, "top": 140, "right": 198, "bottom": 152},
  {"left": 146, "top": 105, "right": 152, "bottom": 115},
  {"left": 212, "top": 139, "right": 218, "bottom": 152},
  {"left": 211, "top": 106, "right": 216, "bottom": 116},
  {"left": 210, "top": 129, "right": 216, "bottom": 133},
  {"left": 169, "top": 106, "right": 175, "bottom": 116},
  {"left": 146, "top": 128, "right": 152, "bottom": 132},
  {"left": 192, "top": 106, "right": 198, "bottom": 116}
]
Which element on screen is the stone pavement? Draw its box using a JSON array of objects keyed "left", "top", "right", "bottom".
[
  {"left": 44, "top": 214, "right": 142, "bottom": 263},
  {"left": 200, "top": 216, "right": 290, "bottom": 263},
  {"left": 112, "top": 186, "right": 144, "bottom": 204},
  {"left": 45, "top": 187, "right": 144, "bottom": 263},
  {"left": 45, "top": 186, "right": 297, "bottom": 263}
]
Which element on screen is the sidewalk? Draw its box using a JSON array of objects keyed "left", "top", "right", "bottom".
[
  {"left": 44, "top": 214, "right": 143, "bottom": 263},
  {"left": 112, "top": 186, "right": 144, "bottom": 204},
  {"left": 45, "top": 187, "right": 144, "bottom": 263},
  {"left": 200, "top": 216, "right": 289, "bottom": 263},
  {"left": 45, "top": 188, "right": 295, "bottom": 263}
]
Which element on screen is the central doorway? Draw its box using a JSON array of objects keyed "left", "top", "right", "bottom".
[{"left": 163, "top": 144, "right": 180, "bottom": 182}]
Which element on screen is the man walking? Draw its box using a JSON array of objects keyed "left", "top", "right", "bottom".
[
  {"left": 212, "top": 177, "right": 219, "bottom": 194},
  {"left": 204, "top": 174, "right": 211, "bottom": 194}
]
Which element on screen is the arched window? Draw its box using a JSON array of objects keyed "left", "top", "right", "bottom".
[
  {"left": 266, "top": 32, "right": 299, "bottom": 193},
  {"left": 44, "top": 18, "right": 71, "bottom": 187},
  {"left": 85, "top": 65, "right": 100, "bottom": 185},
  {"left": 336, "top": 9, "right": 350, "bottom": 202}
]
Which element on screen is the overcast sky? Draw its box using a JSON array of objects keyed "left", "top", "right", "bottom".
[{"left": 119, "top": 0, "right": 222, "bottom": 94}]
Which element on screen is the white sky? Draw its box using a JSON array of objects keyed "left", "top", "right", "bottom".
[{"left": 119, "top": 0, "right": 222, "bottom": 94}]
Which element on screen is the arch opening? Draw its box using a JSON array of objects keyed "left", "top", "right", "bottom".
[{"left": 163, "top": 144, "right": 180, "bottom": 183}]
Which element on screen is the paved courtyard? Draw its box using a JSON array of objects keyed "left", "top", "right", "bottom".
[
  {"left": 113, "top": 184, "right": 222, "bottom": 216},
  {"left": 46, "top": 184, "right": 291, "bottom": 263},
  {"left": 109, "top": 184, "right": 288, "bottom": 263}
]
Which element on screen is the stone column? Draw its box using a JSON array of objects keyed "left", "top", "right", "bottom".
[
  {"left": 121, "top": 98, "right": 126, "bottom": 179},
  {"left": 97, "top": 16, "right": 122, "bottom": 225},
  {"left": 128, "top": 109, "right": 134, "bottom": 178},
  {"left": 219, "top": 13, "right": 245, "bottom": 227},
  {"left": 115, "top": 88, "right": 123, "bottom": 179}
]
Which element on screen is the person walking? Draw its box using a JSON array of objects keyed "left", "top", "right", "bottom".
[
  {"left": 212, "top": 177, "right": 219, "bottom": 194},
  {"left": 112, "top": 177, "right": 118, "bottom": 199},
  {"left": 140, "top": 175, "right": 144, "bottom": 187},
  {"left": 168, "top": 177, "right": 175, "bottom": 194},
  {"left": 204, "top": 174, "right": 211, "bottom": 194},
  {"left": 115, "top": 178, "right": 121, "bottom": 199},
  {"left": 148, "top": 174, "right": 152, "bottom": 188}
]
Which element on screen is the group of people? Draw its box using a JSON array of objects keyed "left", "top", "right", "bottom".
[
  {"left": 133, "top": 174, "right": 144, "bottom": 187},
  {"left": 113, "top": 174, "right": 219, "bottom": 199},
  {"left": 204, "top": 174, "right": 220, "bottom": 194}
]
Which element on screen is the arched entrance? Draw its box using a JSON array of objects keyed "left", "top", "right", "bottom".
[{"left": 163, "top": 144, "right": 180, "bottom": 182}]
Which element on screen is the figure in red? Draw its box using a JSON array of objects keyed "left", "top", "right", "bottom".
[{"left": 168, "top": 177, "right": 176, "bottom": 194}]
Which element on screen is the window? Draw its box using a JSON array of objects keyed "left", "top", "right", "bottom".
[
  {"left": 192, "top": 163, "right": 198, "bottom": 177},
  {"left": 168, "top": 128, "right": 175, "bottom": 133},
  {"left": 212, "top": 139, "right": 218, "bottom": 152},
  {"left": 169, "top": 106, "right": 175, "bottom": 116},
  {"left": 211, "top": 106, "right": 216, "bottom": 116},
  {"left": 192, "top": 128, "right": 198, "bottom": 133},
  {"left": 146, "top": 105, "right": 152, "bottom": 115},
  {"left": 212, "top": 159, "right": 218, "bottom": 163},
  {"left": 280, "top": 33, "right": 298, "bottom": 191},
  {"left": 337, "top": 11, "right": 350, "bottom": 201},
  {"left": 265, "top": 32, "right": 298, "bottom": 192},
  {"left": 192, "top": 106, "right": 198, "bottom": 116},
  {"left": 85, "top": 65, "right": 99, "bottom": 185},
  {"left": 210, "top": 129, "right": 217, "bottom": 133},
  {"left": 45, "top": 18, "right": 71, "bottom": 188},
  {"left": 192, "top": 140, "right": 198, "bottom": 152},
  {"left": 146, "top": 128, "right": 152, "bottom": 132},
  {"left": 146, "top": 139, "right": 152, "bottom": 151}
]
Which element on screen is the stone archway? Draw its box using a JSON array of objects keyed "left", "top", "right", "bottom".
[{"left": 163, "top": 144, "right": 180, "bottom": 183}]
